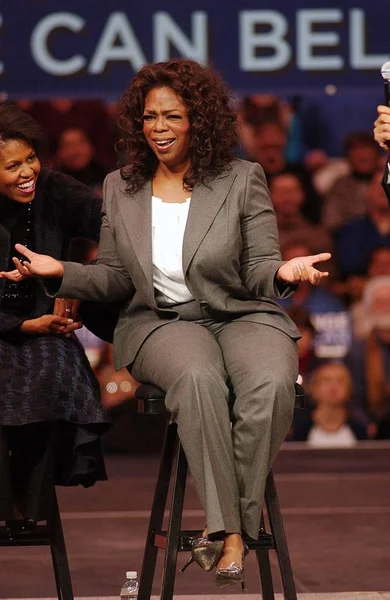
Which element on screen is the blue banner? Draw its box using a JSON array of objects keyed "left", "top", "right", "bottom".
[{"left": 1, "top": 0, "right": 389, "bottom": 100}]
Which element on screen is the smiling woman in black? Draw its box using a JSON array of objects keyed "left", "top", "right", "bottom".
[{"left": 0, "top": 102, "right": 109, "bottom": 527}]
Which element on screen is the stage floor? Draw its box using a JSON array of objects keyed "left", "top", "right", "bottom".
[
  {"left": 3, "top": 595, "right": 390, "bottom": 600},
  {"left": 0, "top": 443, "right": 389, "bottom": 598}
]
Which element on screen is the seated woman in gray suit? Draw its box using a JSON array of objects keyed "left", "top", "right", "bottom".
[
  {"left": 1, "top": 59, "right": 330, "bottom": 588},
  {"left": 374, "top": 105, "right": 390, "bottom": 202}
]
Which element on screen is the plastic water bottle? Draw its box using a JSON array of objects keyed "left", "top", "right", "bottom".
[{"left": 120, "top": 571, "right": 139, "bottom": 599}]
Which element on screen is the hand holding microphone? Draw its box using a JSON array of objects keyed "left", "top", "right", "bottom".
[
  {"left": 374, "top": 62, "right": 390, "bottom": 150},
  {"left": 382, "top": 61, "right": 390, "bottom": 107}
]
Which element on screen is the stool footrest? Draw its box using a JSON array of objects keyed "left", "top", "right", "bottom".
[
  {"left": 152, "top": 529, "right": 275, "bottom": 552},
  {"left": 0, "top": 524, "right": 50, "bottom": 546}
]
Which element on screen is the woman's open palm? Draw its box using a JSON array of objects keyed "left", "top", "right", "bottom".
[
  {"left": 0, "top": 244, "right": 64, "bottom": 281},
  {"left": 277, "top": 253, "right": 331, "bottom": 285}
]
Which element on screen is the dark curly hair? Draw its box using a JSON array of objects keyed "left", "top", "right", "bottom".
[{"left": 116, "top": 59, "right": 238, "bottom": 193}]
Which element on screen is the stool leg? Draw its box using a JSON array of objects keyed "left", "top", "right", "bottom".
[
  {"left": 47, "top": 488, "right": 74, "bottom": 600},
  {"left": 265, "top": 471, "right": 297, "bottom": 600},
  {"left": 256, "top": 514, "right": 275, "bottom": 600},
  {"left": 160, "top": 435, "right": 187, "bottom": 600},
  {"left": 138, "top": 421, "right": 177, "bottom": 600}
]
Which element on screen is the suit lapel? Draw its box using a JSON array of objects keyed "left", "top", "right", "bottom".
[
  {"left": 183, "top": 170, "right": 236, "bottom": 274},
  {"left": 117, "top": 167, "right": 236, "bottom": 294},
  {"left": 118, "top": 181, "right": 154, "bottom": 296}
]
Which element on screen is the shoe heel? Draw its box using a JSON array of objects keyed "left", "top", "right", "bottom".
[
  {"left": 179, "top": 555, "right": 195, "bottom": 573},
  {"left": 241, "top": 579, "right": 247, "bottom": 592},
  {"left": 193, "top": 539, "right": 224, "bottom": 571}
]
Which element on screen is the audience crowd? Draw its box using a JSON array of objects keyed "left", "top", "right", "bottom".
[{"left": 12, "top": 94, "right": 390, "bottom": 449}]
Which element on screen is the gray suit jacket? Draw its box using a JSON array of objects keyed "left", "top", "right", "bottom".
[{"left": 57, "top": 159, "right": 300, "bottom": 369}]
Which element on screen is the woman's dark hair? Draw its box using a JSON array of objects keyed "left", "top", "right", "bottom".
[
  {"left": 0, "top": 101, "right": 46, "bottom": 158},
  {"left": 116, "top": 59, "right": 239, "bottom": 193}
]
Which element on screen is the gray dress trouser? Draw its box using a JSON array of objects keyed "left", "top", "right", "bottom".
[{"left": 131, "top": 300, "right": 298, "bottom": 540}]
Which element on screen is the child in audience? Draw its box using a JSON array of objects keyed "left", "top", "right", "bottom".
[{"left": 291, "top": 361, "right": 367, "bottom": 446}]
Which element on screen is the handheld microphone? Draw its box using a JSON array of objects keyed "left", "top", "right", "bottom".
[
  {"left": 381, "top": 61, "right": 390, "bottom": 107},
  {"left": 381, "top": 62, "right": 390, "bottom": 150}
]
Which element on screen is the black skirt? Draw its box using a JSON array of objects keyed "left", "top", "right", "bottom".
[{"left": 0, "top": 333, "right": 110, "bottom": 519}]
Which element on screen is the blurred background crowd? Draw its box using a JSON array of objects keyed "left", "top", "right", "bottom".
[{"left": 11, "top": 93, "right": 390, "bottom": 451}]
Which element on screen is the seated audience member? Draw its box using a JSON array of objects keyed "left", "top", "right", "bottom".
[
  {"left": 237, "top": 95, "right": 285, "bottom": 160},
  {"left": 279, "top": 242, "right": 351, "bottom": 359},
  {"left": 252, "top": 120, "right": 322, "bottom": 224},
  {"left": 332, "top": 244, "right": 390, "bottom": 308},
  {"left": 270, "top": 172, "right": 332, "bottom": 257},
  {"left": 238, "top": 94, "right": 304, "bottom": 162},
  {"left": 54, "top": 127, "right": 107, "bottom": 196},
  {"left": 291, "top": 361, "right": 367, "bottom": 446},
  {"left": 336, "top": 171, "right": 390, "bottom": 279},
  {"left": 350, "top": 246, "right": 390, "bottom": 339},
  {"left": 345, "top": 276, "right": 390, "bottom": 421},
  {"left": 239, "top": 95, "right": 289, "bottom": 131},
  {"left": 17, "top": 98, "right": 115, "bottom": 169},
  {"left": 322, "top": 132, "right": 382, "bottom": 233}
]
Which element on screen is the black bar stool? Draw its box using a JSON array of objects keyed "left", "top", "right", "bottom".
[
  {"left": 136, "top": 382, "right": 304, "bottom": 600},
  {"left": 0, "top": 426, "right": 74, "bottom": 600}
]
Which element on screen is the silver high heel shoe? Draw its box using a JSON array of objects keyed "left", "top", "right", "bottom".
[
  {"left": 215, "top": 543, "right": 249, "bottom": 590},
  {"left": 180, "top": 534, "right": 224, "bottom": 572}
]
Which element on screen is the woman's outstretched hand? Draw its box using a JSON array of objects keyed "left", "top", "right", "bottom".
[
  {"left": 0, "top": 244, "right": 64, "bottom": 281},
  {"left": 276, "top": 253, "right": 331, "bottom": 286}
]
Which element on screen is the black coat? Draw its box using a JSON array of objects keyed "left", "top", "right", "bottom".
[
  {"left": 0, "top": 170, "right": 109, "bottom": 495},
  {"left": 0, "top": 168, "right": 102, "bottom": 333}
]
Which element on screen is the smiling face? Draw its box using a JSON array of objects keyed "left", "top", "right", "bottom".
[
  {"left": 142, "top": 86, "right": 191, "bottom": 172},
  {"left": 0, "top": 138, "right": 41, "bottom": 203}
]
